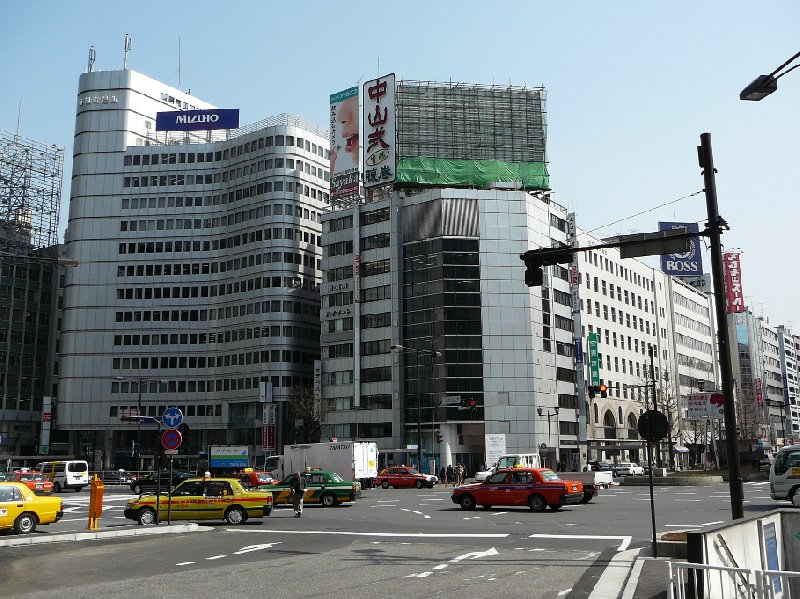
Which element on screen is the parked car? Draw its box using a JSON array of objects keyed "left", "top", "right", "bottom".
[
  {"left": 263, "top": 470, "right": 360, "bottom": 507},
  {"left": 13, "top": 470, "right": 54, "bottom": 494},
  {"left": 124, "top": 477, "right": 273, "bottom": 525},
  {"left": 100, "top": 470, "right": 135, "bottom": 485},
  {"left": 451, "top": 468, "right": 584, "bottom": 512},
  {"left": 585, "top": 461, "right": 612, "bottom": 472},
  {"left": 375, "top": 466, "right": 438, "bottom": 489},
  {"left": 0, "top": 482, "right": 63, "bottom": 534},
  {"left": 475, "top": 466, "right": 496, "bottom": 482},
  {"left": 130, "top": 470, "right": 193, "bottom": 494},
  {"left": 612, "top": 463, "right": 644, "bottom": 476}
]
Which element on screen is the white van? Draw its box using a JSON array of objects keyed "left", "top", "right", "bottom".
[
  {"left": 495, "top": 453, "right": 542, "bottom": 470},
  {"left": 769, "top": 444, "right": 800, "bottom": 502},
  {"left": 36, "top": 460, "right": 90, "bottom": 492}
]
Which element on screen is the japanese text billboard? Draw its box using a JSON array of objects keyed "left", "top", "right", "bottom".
[
  {"left": 687, "top": 392, "right": 725, "bottom": 419},
  {"left": 723, "top": 251, "right": 745, "bottom": 313},
  {"left": 588, "top": 333, "right": 600, "bottom": 386},
  {"left": 330, "top": 87, "right": 360, "bottom": 200},
  {"left": 362, "top": 73, "right": 396, "bottom": 188},
  {"left": 659, "top": 222, "right": 703, "bottom": 276}
]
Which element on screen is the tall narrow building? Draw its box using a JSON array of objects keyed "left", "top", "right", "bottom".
[{"left": 60, "top": 69, "right": 328, "bottom": 468}]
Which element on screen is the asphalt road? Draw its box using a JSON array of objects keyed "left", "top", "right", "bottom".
[{"left": 0, "top": 480, "right": 783, "bottom": 598}]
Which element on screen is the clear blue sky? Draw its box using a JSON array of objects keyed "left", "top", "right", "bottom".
[{"left": 2, "top": 2, "right": 798, "bottom": 328}]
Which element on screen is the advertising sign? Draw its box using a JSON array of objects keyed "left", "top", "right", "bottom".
[
  {"left": 209, "top": 445, "right": 249, "bottom": 468},
  {"left": 659, "top": 222, "right": 703, "bottom": 276},
  {"left": 362, "top": 73, "right": 396, "bottom": 188},
  {"left": 156, "top": 108, "right": 239, "bottom": 131},
  {"left": 723, "top": 251, "right": 745, "bottom": 313},
  {"left": 687, "top": 392, "right": 725, "bottom": 419},
  {"left": 330, "top": 87, "right": 360, "bottom": 199},
  {"left": 262, "top": 425, "right": 276, "bottom": 451},
  {"left": 588, "top": 333, "right": 600, "bottom": 386},
  {"left": 484, "top": 434, "right": 506, "bottom": 467}
]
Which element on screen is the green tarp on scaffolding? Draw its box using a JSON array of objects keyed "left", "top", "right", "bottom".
[{"left": 396, "top": 157, "right": 549, "bottom": 189}]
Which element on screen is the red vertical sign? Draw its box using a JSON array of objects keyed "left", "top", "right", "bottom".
[
  {"left": 262, "top": 425, "right": 276, "bottom": 450},
  {"left": 723, "top": 252, "right": 745, "bottom": 313}
]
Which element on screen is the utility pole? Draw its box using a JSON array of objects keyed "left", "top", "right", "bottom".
[{"left": 698, "top": 132, "right": 744, "bottom": 519}]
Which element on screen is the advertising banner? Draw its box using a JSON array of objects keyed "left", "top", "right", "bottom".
[
  {"left": 659, "top": 222, "right": 703, "bottom": 276},
  {"left": 262, "top": 426, "right": 276, "bottom": 451},
  {"left": 156, "top": 108, "right": 239, "bottom": 131},
  {"left": 330, "top": 87, "right": 360, "bottom": 199},
  {"left": 484, "top": 434, "right": 506, "bottom": 467},
  {"left": 687, "top": 392, "right": 725, "bottom": 419},
  {"left": 723, "top": 251, "right": 745, "bottom": 313},
  {"left": 209, "top": 445, "right": 249, "bottom": 468},
  {"left": 362, "top": 73, "right": 396, "bottom": 188},
  {"left": 588, "top": 333, "right": 600, "bottom": 386}
]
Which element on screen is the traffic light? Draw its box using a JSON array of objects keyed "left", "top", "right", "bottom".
[
  {"left": 588, "top": 385, "right": 597, "bottom": 399},
  {"left": 599, "top": 384, "right": 608, "bottom": 398},
  {"left": 459, "top": 398, "right": 468, "bottom": 409},
  {"left": 520, "top": 247, "right": 573, "bottom": 287},
  {"left": 468, "top": 399, "right": 477, "bottom": 411},
  {"left": 436, "top": 430, "right": 443, "bottom": 443}
]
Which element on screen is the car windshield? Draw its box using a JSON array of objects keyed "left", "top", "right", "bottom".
[
  {"left": 408, "top": 468, "right": 420, "bottom": 475},
  {"left": 255, "top": 474, "right": 273, "bottom": 483},
  {"left": 496, "top": 457, "right": 518, "bottom": 469},
  {"left": 540, "top": 469, "right": 560, "bottom": 482},
  {"left": 329, "top": 473, "right": 344, "bottom": 482},
  {"left": 19, "top": 473, "right": 46, "bottom": 481}
]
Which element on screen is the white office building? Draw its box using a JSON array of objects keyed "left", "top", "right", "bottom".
[{"left": 60, "top": 69, "right": 328, "bottom": 468}]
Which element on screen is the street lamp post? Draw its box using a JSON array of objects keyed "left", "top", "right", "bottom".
[
  {"left": 391, "top": 344, "right": 442, "bottom": 473},
  {"left": 537, "top": 406, "right": 560, "bottom": 468}
]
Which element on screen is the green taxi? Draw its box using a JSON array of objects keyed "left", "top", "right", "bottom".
[
  {"left": 264, "top": 470, "right": 360, "bottom": 507},
  {"left": 124, "top": 477, "right": 273, "bottom": 525}
]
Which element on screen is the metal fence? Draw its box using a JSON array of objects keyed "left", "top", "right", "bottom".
[{"left": 668, "top": 561, "right": 800, "bottom": 598}]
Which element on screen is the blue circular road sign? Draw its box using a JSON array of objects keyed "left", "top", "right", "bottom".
[
  {"left": 162, "top": 407, "right": 184, "bottom": 430},
  {"left": 161, "top": 428, "right": 182, "bottom": 451}
]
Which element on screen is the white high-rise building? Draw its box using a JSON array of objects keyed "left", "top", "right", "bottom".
[{"left": 60, "top": 69, "right": 328, "bottom": 468}]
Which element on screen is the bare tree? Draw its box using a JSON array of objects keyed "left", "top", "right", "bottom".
[{"left": 288, "top": 385, "right": 326, "bottom": 444}]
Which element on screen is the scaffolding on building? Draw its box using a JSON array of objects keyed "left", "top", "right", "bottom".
[
  {"left": 0, "top": 130, "right": 64, "bottom": 253},
  {"left": 396, "top": 80, "right": 547, "bottom": 165}
]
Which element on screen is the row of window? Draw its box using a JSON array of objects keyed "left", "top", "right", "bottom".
[
  {"left": 111, "top": 372, "right": 312, "bottom": 396},
  {"left": 122, "top": 196, "right": 324, "bottom": 224},
  {"left": 585, "top": 299, "right": 655, "bottom": 335},
  {"left": 115, "top": 272, "right": 317, "bottom": 301},
  {"left": 585, "top": 250, "right": 653, "bottom": 292},
  {"left": 585, "top": 274, "right": 654, "bottom": 314},
  {"left": 112, "top": 324, "right": 320, "bottom": 347},
  {"left": 116, "top": 252, "right": 317, "bottom": 280},
  {"left": 114, "top": 298, "right": 318, "bottom": 325},
  {"left": 673, "top": 291, "right": 711, "bottom": 317},
  {"left": 325, "top": 394, "right": 393, "bottom": 411},
  {"left": 112, "top": 348, "right": 317, "bottom": 371},
  {"left": 122, "top": 175, "right": 329, "bottom": 203}
]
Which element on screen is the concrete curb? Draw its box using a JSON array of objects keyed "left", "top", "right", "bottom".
[
  {"left": 620, "top": 476, "right": 723, "bottom": 486},
  {"left": 0, "top": 523, "right": 204, "bottom": 547}
]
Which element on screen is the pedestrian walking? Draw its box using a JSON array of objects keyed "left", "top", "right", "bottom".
[
  {"left": 290, "top": 472, "right": 307, "bottom": 518},
  {"left": 454, "top": 463, "right": 464, "bottom": 487},
  {"left": 446, "top": 464, "right": 454, "bottom": 487},
  {"left": 439, "top": 466, "right": 446, "bottom": 486}
]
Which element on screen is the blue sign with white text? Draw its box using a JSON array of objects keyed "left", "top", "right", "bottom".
[
  {"left": 659, "top": 222, "right": 703, "bottom": 276},
  {"left": 156, "top": 108, "right": 239, "bottom": 132}
]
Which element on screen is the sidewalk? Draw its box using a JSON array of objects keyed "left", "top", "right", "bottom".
[{"left": 586, "top": 548, "right": 671, "bottom": 599}]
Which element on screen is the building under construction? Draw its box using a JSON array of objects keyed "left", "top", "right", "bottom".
[
  {"left": 0, "top": 130, "right": 63, "bottom": 254},
  {"left": 0, "top": 131, "right": 65, "bottom": 458},
  {"left": 395, "top": 80, "right": 549, "bottom": 190}
]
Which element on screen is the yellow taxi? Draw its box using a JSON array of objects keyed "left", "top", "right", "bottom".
[
  {"left": 124, "top": 477, "right": 272, "bottom": 525},
  {"left": 0, "top": 482, "right": 64, "bottom": 534}
]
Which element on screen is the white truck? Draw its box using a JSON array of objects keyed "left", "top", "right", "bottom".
[
  {"left": 558, "top": 470, "right": 614, "bottom": 503},
  {"left": 264, "top": 441, "right": 379, "bottom": 488}
]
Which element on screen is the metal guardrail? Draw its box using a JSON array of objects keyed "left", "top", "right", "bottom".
[{"left": 668, "top": 561, "right": 800, "bottom": 599}]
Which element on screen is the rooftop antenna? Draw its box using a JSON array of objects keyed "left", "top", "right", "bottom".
[
  {"left": 123, "top": 34, "right": 132, "bottom": 70},
  {"left": 87, "top": 46, "right": 96, "bottom": 73},
  {"left": 178, "top": 36, "right": 182, "bottom": 90},
  {"left": 16, "top": 100, "right": 21, "bottom": 136}
]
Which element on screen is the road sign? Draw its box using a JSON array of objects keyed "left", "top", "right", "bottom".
[
  {"left": 445, "top": 396, "right": 462, "bottom": 406},
  {"left": 162, "top": 407, "right": 184, "bottom": 429},
  {"left": 161, "top": 428, "right": 182, "bottom": 451},
  {"left": 638, "top": 410, "right": 669, "bottom": 442},
  {"left": 164, "top": 449, "right": 178, "bottom": 455}
]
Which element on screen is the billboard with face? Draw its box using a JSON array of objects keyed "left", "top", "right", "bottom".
[{"left": 330, "top": 87, "right": 360, "bottom": 200}]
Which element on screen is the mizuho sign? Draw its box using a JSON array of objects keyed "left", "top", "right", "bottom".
[{"left": 156, "top": 108, "right": 239, "bottom": 131}]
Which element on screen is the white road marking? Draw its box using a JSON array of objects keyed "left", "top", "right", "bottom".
[
  {"left": 491, "top": 511, "right": 508, "bottom": 516},
  {"left": 451, "top": 547, "right": 499, "bottom": 562},
  {"left": 676, "top": 499, "right": 701, "bottom": 502},
  {"left": 433, "top": 564, "right": 448, "bottom": 570},
  {"left": 376, "top": 500, "right": 398, "bottom": 503},
  {"left": 407, "top": 572, "right": 433, "bottom": 578},
  {"left": 370, "top": 505, "right": 397, "bottom": 508},
  {"left": 529, "top": 533, "right": 632, "bottom": 552},
  {"left": 401, "top": 508, "right": 410, "bottom": 512},
  {"left": 701, "top": 521, "right": 724, "bottom": 526},
  {"left": 664, "top": 524, "right": 700, "bottom": 528},
  {"left": 229, "top": 529, "right": 510, "bottom": 538},
  {"left": 419, "top": 498, "right": 444, "bottom": 501},
  {"left": 675, "top": 492, "right": 697, "bottom": 495},
  {"left": 754, "top": 496, "right": 772, "bottom": 500},
  {"left": 412, "top": 511, "right": 424, "bottom": 515},
  {"left": 176, "top": 561, "right": 195, "bottom": 566},
  {"left": 205, "top": 555, "right": 226, "bottom": 560},
  {"left": 558, "top": 590, "right": 572, "bottom": 597},
  {"left": 233, "top": 542, "right": 281, "bottom": 555}
]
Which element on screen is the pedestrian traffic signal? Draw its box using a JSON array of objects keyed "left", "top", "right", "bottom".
[
  {"left": 436, "top": 431, "right": 443, "bottom": 443},
  {"left": 599, "top": 384, "right": 608, "bottom": 398}
]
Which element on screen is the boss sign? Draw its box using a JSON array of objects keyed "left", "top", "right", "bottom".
[
  {"left": 659, "top": 222, "right": 703, "bottom": 276},
  {"left": 156, "top": 109, "right": 239, "bottom": 131}
]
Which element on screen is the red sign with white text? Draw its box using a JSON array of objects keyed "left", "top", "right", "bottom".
[
  {"left": 723, "top": 252, "right": 745, "bottom": 313},
  {"left": 262, "top": 425, "right": 276, "bottom": 450}
]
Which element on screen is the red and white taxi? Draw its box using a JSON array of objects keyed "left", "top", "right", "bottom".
[
  {"left": 13, "top": 470, "right": 54, "bottom": 495},
  {"left": 451, "top": 467, "right": 583, "bottom": 512},
  {"left": 375, "top": 466, "right": 438, "bottom": 489}
]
